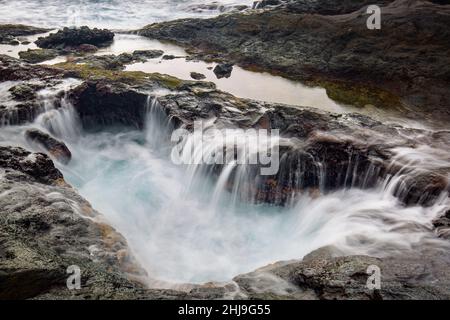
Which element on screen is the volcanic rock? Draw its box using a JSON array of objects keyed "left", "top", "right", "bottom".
[
  {"left": 18, "top": 49, "right": 58, "bottom": 64},
  {"left": 213, "top": 63, "right": 233, "bottom": 79},
  {"left": 190, "top": 72, "right": 206, "bottom": 80},
  {"left": 35, "top": 26, "right": 114, "bottom": 49},
  {"left": 25, "top": 129, "right": 72, "bottom": 164}
]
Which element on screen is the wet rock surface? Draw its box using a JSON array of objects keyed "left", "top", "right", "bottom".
[
  {"left": 0, "top": 145, "right": 187, "bottom": 299},
  {"left": 0, "top": 146, "right": 63, "bottom": 185},
  {"left": 18, "top": 49, "right": 59, "bottom": 64},
  {"left": 35, "top": 26, "right": 114, "bottom": 50},
  {"left": 213, "top": 63, "right": 233, "bottom": 79},
  {"left": 8, "top": 84, "right": 37, "bottom": 101},
  {"left": 132, "top": 49, "right": 164, "bottom": 60},
  {"left": 0, "top": 54, "right": 65, "bottom": 83},
  {"left": 433, "top": 209, "right": 450, "bottom": 239},
  {"left": 139, "top": 0, "right": 450, "bottom": 123},
  {"left": 1, "top": 34, "right": 450, "bottom": 299},
  {"left": 5, "top": 50, "right": 444, "bottom": 208},
  {"left": 190, "top": 71, "right": 206, "bottom": 80},
  {"left": 235, "top": 246, "right": 450, "bottom": 300},
  {"left": 0, "top": 24, "right": 49, "bottom": 45},
  {"left": 0, "top": 55, "right": 67, "bottom": 125},
  {"left": 25, "top": 129, "right": 72, "bottom": 164},
  {"left": 68, "top": 80, "right": 149, "bottom": 129}
]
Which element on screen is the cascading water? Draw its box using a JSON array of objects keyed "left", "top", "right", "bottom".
[{"left": 0, "top": 89, "right": 449, "bottom": 286}]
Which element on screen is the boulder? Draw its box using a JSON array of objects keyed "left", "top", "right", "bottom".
[
  {"left": 18, "top": 49, "right": 58, "bottom": 63},
  {"left": 0, "top": 24, "right": 49, "bottom": 45},
  {"left": 9, "top": 84, "right": 37, "bottom": 101},
  {"left": 433, "top": 209, "right": 450, "bottom": 239},
  {"left": 190, "top": 72, "right": 206, "bottom": 80},
  {"left": 132, "top": 49, "right": 164, "bottom": 60},
  {"left": 0, "top": 146, "right": 63, "bottom": 184},
  {"left": 213, "top": 63, "right": 233, "bottom": 79},
  {"left": 162, "top": 54, "right": 183, "bottom": 60},
  {"left": 35, "top": 26, "right": 114, "bottom": 49},
  {"left": 25, "top": 129, "right": 72, "bottom": 164}
]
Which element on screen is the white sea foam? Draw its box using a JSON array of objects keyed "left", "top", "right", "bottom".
[{"left": 0, "top": 0, "right": 255, "bottom": 29}]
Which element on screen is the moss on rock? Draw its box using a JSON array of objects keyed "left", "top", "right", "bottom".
[{"left": 18, "top": 49, "right": 59, "bottom": 64}]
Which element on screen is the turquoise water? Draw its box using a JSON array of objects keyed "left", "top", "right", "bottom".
[{"left": 58, "top": 126, "right": 448, "bottom": 285}]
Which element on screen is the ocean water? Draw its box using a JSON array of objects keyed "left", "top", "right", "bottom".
[{"left": 0, "top": 0, "right": 254, "bottom": 29}]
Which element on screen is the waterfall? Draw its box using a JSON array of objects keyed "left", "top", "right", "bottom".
[
  {"left": 34, "top": 96, "right": 81, "bottom": 142},
  {"left": 1, "top": 86, "right": 448, "bottom": 285},
  {"left": 0, "top": 79, "right": 82, "bottom": 167},
  {"left": 144, "top": 96, "right": 174, "bottom": 151}
]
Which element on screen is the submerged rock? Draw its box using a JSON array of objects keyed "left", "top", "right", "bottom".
[
  {"left": 190, "top": 71, "right": 206, "bottom": 80},
  {"left": 25, "top": 129, "right": 72, "bottom": 164},
  {"left": 132, "top": 49, "right": 164, "bottom": 60},
  {"left": 35, "top": 26, "right": 114, "bottom": 49},
  {"left": 162, "top": 54, "right": 183, "bottom": 60}
]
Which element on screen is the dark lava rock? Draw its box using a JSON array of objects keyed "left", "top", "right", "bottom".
[
  {"left": 1, "top": 52, "right": 450, "bottom": 299},
  {"left": 0, "top": 102, "right": 42, "bottom": 126},
  {"left": 133, "top": 49, "right": 164, "bottom": 60},
  {"left": 140, "top": 0, "right": 450, "bottom": 123},
  {"left": 68, "top": 51, "right": 164, "bottom": 71},
  {"left": 433, "top": 209, "right": 450, "bottom": 239},
  {"left": 190, "top": 71, "right": 206, "bottom": 80},
  {"left": 73, "top": 53, "right": 135, "bottom": 70},
  {"left": 7, "top": 39, "right": 20, "bottom": 45},
  {"left": 235, "top": 246, "right": 450, "bottom": 300},
  {"left": 9, "top": 84, "right": 37, "bottom": 101},
  {"left": 255, "top": 0, "right": 283, "bottom": 9},
  {"left": 0, "top": 146, "right": 63, "bottom": 184},
  {"left": 25, "top": 129, "right": 72, "bottom": 164},
  {"left": 0, "top": 145, "right": 187, "bottom": 300},
  {"left": 0, "top": 24, "right": 49, "bottom": 45},
  {"left": 392, "top": 171, "right": 449, "bottom": 207},
  {"left": 68, "top": 81, "right": 149, "bottom": 129},
  {"left": 35, "top": 26, "right": 114, "bottom": 49},
  {"left": 284, "top": 0, "right": 393, "bottom": 15},
  {"left": 3, "top": 53, "right": 448, "bottom": 208},
  {"left": 213, "top": 63, "right": 233, "bottom": 79},
  {"left": 18, "top": 49, "right": 58, "bottom": 63},
  {"left": 162, "top": 54, "right": 184, "bottom": 60},
  {"left": 76, "top": 43, "right": 99, "bottom": 53},
  {"left": 0, "top": 54, "right": 64, "bottom": 82}
]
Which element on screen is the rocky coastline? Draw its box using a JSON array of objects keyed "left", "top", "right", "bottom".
[
  {"left": 1, "top": 0, "right": 450, "bottom": 300},
  {"left": 139, "top": 0, "right": 450, "bottom": 125}
]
